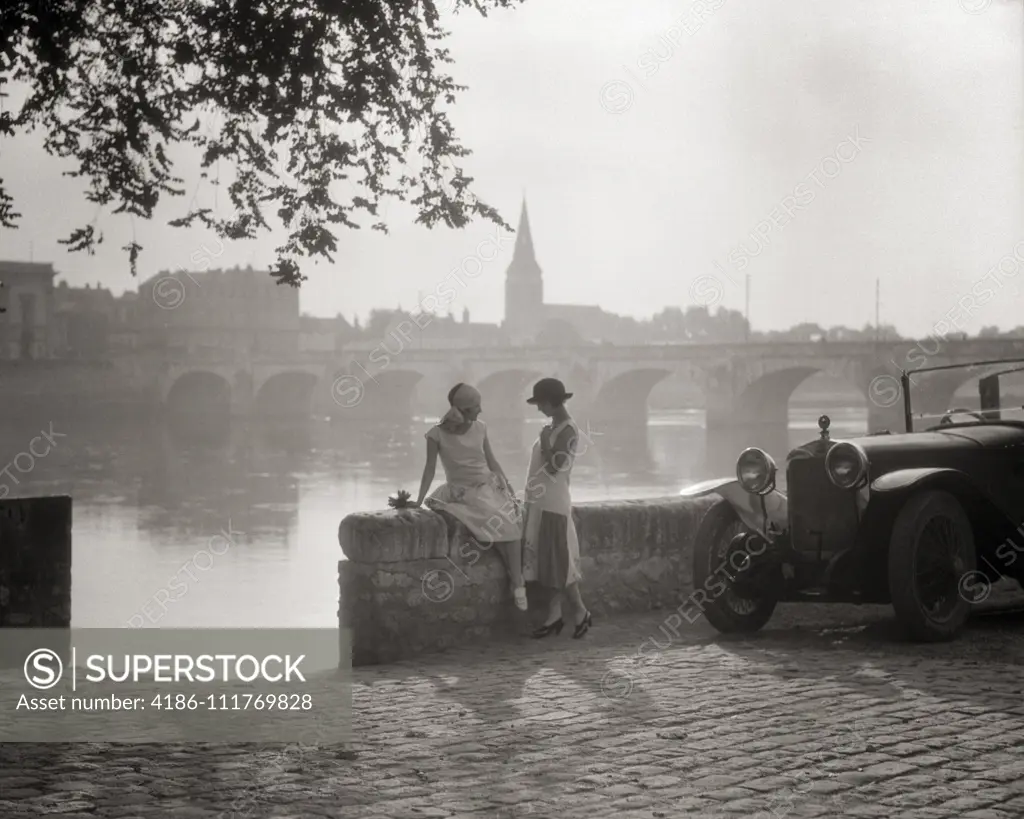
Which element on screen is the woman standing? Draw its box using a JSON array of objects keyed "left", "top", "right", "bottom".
[
  {"left": 413, "top": 383, "right": 527, "bottom": 610},
  {"left": 522, "top": 378, "right": 592, "bottom": 638}
]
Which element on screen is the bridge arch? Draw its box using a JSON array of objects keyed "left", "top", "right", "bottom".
[
  {"left": 738, "top": 365, "right": 821, "bottom": 412},
  {"left": 165, "top": 370, "right": 232, "bottom": 415},
  {"left": 715, "top": 361, "right": 868, "bottom": 465},
  {"left": 591, "top": 368, "right": 675, "bottom": 425},
  {"left": 254, "top": 371, "right": 320, "bottom": 418},
  {"left": 477, "top": 368, "right": 543, "bottom": 421},
  {"left": 333, "top": 368, "right": 425, "bottom": 421},
  {"left": 735, "top": 359, "right": 870, "bottom": 416}
]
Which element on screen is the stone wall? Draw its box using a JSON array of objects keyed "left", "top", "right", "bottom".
[{"left": 338, "top": 496, "right": 718, "bottom": 665}]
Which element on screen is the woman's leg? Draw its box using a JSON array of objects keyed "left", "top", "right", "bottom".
[
  {"left": 546, "top": 587, "right": 563, "bottom": 625},
  {"left": 531, "top": 586, "right": 564, "bottom": 637},
  {"left": 495, "top": 540, "right": 524, "bottom": 588},
  {"left": 495, "top": 539, "right": 527, "bottom": 609},
  {"left": 565, "top": 582, "right": 587, "bottom": 624}
]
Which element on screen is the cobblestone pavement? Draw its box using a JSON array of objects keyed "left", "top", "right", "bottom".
[{"left": 4, "top": 601, "right": 1024, "bottom": 818}]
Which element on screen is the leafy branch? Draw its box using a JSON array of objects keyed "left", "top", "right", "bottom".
[{"left": 0, "top": 0, "right": 522, "bottom": 285}]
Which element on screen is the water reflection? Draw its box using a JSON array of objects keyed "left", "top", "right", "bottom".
[
  {"left": 137, "top": 417, "right": 302, "bottom": 542},
  {"left": 0, "top": 407, "right": 867, "bottom": 627},
  {"left": 327, "top": 417, "right": 420, "bottom": 474}
]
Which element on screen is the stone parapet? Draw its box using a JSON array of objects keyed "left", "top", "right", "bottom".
[{"left": 338, "top": 496, "right": 718, "bottom": 665}]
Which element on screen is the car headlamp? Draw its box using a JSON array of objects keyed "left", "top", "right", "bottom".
[
  {"left": 825, "top": 442, "right": 869, "bottom": 489},
  {"left": 736, "top": 448, "right": 777, "bottom": 495}
]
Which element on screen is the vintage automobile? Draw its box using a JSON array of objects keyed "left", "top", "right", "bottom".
[{"left": 680, "top": 359, "right": 1024, "bottom": 642}]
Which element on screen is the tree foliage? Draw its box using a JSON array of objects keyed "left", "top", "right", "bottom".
[{"left": 0, "top": 0, "right": 524, "bottom": 285}]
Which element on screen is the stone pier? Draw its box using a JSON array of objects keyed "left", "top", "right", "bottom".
[
  {"left": 0, "top": 495, "right": 72, "bottom": 671},
  {"left": 0, "top": 496, "right": 72, "bottom": 630}
]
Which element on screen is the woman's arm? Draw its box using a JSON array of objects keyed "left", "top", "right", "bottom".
[
  {"left": 414, "top": 438, "right": 440, "bottom": 506},
  {"left": 482, "top": 433, "right": 511, "bottom": 488},
  {"left": 540, "top": 425, "right": 577, "bottom": 475}
]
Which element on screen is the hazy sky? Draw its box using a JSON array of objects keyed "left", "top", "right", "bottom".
[{"left": 0, "top": 0, "right": 1021, "bottom": 336}]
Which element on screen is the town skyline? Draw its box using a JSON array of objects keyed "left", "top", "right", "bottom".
[
  {"left": 1, "top": 0, "right": 1020, "bottom": 337},
  {"left": 17, "top": 243, "right": 1024, "bottom": 343},
  {"left": 14, "top": 187, "right": 1024, "bottom": 342}
]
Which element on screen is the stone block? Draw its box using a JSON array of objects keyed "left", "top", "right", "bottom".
[{"left": 339, "top": 508, "right": 448, "bottom": 562}]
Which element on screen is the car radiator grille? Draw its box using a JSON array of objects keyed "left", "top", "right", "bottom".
[{"left": 786, "top": 455, "right": 860, "bottom": 558}]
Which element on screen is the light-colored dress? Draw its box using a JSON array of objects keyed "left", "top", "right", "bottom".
[
  {"left": 424, "top": 419, "right": 522, "bottom": 544},
  {"left": 522, "top": 417, "right": 582, "bottom": 589}
]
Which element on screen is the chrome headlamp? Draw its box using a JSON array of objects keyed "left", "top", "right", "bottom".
[
  {"left": 736, "top": 448, "right": 777, "bottom": 495},
  {"left": 825, "top": 442, "right": 869, "bottom": 489}
]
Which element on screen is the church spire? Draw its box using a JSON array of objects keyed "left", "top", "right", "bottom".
[
  {"left": 503, "top": 193, "right": 544, "bottom": 333},
  {"left": 511, "top": 197, "right": 539, "bottom": 272}
]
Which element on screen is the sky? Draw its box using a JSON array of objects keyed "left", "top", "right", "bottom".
[{"left": 0, "top": 0, "right": 1021, "bottom": 336}]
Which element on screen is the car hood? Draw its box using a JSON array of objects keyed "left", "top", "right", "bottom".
[{"left": 840, "top": 424, "right": 1024, "bottom": 456}]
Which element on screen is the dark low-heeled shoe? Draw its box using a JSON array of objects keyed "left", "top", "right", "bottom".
[
  {"left": 573, "top": 610, "right": 592, "bottom": 639},
  {"left": 532, "top": 618, "right": 564, "bottom": 638}
]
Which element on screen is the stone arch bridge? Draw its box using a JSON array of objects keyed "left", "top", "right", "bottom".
[
  {"left": 133, "top": 338, "right": 1024, "bottom": 461},
  {"left": 131, "top": 357, "right": 335, "bottom": 418}
]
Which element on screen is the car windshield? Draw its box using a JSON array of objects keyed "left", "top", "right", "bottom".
[{"left": 901, "top": 358, "right": 1024, "bottom": 431}]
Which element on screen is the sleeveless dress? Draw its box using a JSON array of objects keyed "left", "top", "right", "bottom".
[
  {"left": 424, "top": 419, "right": 522, "bottom": 544},
  {"left": 521, "top": 417, "right": 582, "bottom": 589}
]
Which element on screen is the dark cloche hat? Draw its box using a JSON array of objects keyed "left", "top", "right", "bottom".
[{"left": 527, "top": 377, "right": 573, "bottom": 405}]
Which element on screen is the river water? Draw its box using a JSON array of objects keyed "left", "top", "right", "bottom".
[{"left": 3, "top": 407, "right": 867, "bottom": 629}]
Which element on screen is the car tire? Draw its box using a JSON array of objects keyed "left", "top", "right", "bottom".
[
  {"left": 888, "top": 490, "right": 976, "bottom": 642},
  {"left": 692, "top": 500, "right": 777, "bottom": 634}
]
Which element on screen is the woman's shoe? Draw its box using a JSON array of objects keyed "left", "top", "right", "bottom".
[
  {"left": 572, "top": 610, "right": 592, "bottom": 639},
  {"left": 513, "top": 586, "right": 528, "bottom": 611},
  {"left": 532, "top": 618, "right": 564, "bottom": 638}
]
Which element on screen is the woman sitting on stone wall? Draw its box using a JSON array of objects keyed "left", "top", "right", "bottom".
[{"left": 412, "top": 383, "right": 527, "bottom": 610}]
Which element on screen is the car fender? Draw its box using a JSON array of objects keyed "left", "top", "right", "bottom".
[
  {"left": 869, "top": 466, "right": 1017, "bottom": 529},
  {"left": 871, "top": 467, "right": 978, "bottom": 494},
  {"left": 679, "top": 478, "right": 788, "bottom": 537}
]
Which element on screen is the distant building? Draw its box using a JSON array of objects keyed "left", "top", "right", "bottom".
[
  {"left": 502, "top": 200, "right": 627, "bottom": 344},
  {"left": 136, "top": 266, "right": 300, "bottom": 357},
  {"left": 342, "top": 306, "right": 508, "bottom": 352},
  {"left": 300, "top": 314, "right": 358, "bottom": 353},
  {"left": 413, "top": 307, "right": 507, "bottom": 348},
  {"left": 110, "top": 292, "right": 140, "bottom": 351},
  {"left": 53, "top": 280, "right": 116, "bottom": 358},
  {"left": 0, "top": 261, "right": 58, "bottom": 359}
]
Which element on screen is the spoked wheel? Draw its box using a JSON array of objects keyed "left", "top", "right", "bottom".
[
  {"left": 692, "top": 500, "right": 778, "bottom": 634},
  {"left": 888, "top": 490, "right": 976, "bottom": 642}
]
